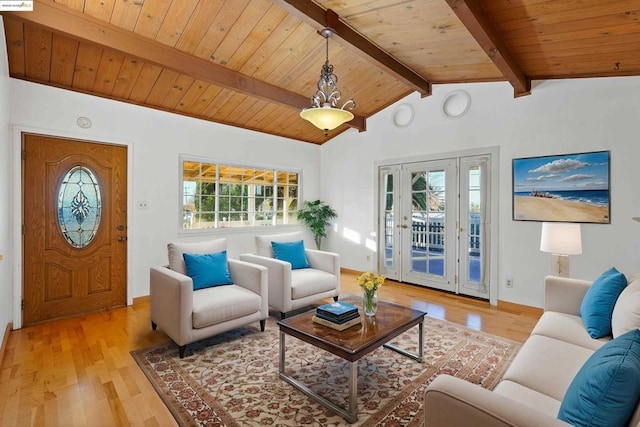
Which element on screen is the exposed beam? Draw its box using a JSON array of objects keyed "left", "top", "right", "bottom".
[
  {"left": 1, "top": 0, "right": 366, "bottom": 132},
  {"left": 272, "top": 0, "right": 432, "bottom": 97},
  {"left": 446, "top": 0, "right": 531, "bottom": 98}
]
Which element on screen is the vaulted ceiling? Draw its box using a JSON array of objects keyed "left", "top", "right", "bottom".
[{"left": 2, "top": 0, "right": 639, "bottom": 144}]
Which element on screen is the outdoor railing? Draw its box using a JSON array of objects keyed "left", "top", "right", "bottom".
[{"left": 384, "top": 214, "right": 481, "bottom": 256}]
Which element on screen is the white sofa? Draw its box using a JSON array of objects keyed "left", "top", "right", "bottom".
[{"left": 424, "top": 275, "right": 640, "bottom": 427}]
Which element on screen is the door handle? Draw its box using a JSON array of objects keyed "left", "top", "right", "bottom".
[
  {"left": 401, "top": 224, "right": 408, "bottom": 229},
  {"left": 117, "top": 236, "right": 127, "bottom": 242}
]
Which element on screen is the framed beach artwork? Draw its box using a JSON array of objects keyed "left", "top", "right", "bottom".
[{"left": 512, "top": 150, "right": 610, "bottom": 223}]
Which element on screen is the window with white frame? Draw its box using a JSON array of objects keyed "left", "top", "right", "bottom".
[{"left": 181, "top": 158, "right": 299, "bottom": 230}]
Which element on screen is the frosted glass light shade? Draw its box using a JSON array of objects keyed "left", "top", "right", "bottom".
[
  {"left": 540, "top": 222, "right": 583, "bottom": 255},
  {"left": 300, "top": 106, "right": 354, "bottom": 131}
]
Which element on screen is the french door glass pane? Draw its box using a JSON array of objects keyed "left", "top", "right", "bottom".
[
  {"left": 383, "top": 172, "right": 394, "bottom": 268},
  {"left": 468, "top": 166, "right": 481, "bottom": 283},
  {"left": 409, "top": 170, "right": 446, "bottom": 278}
]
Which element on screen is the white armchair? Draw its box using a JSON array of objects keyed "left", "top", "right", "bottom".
[
  {"left": 150, "top": 238, "right": 268, "bottom": 358},
  {"left": 240, "top": 231, "right": 340, "bottom": 318}
]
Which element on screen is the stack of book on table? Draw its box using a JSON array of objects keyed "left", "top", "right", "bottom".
[{"left": 312, "top": 301, "right": 361, "bottom": 331}]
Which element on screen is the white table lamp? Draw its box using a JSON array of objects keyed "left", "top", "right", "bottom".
[{"left": 540, "top": 222, "right": 582, "bottom": 277}]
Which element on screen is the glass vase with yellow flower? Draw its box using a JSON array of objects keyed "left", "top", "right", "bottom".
[{"left": 357, "top": 272, "right": 385, "bottom": 316}]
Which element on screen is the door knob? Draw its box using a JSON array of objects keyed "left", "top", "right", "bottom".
[
  {"left": 117, "top": 236, "right": 127, "bottom": 242},
  {"left": 401, "top": 224, "right": 408, "bottom": 229},
  {"left": 117, "top": 225, "right": 125, "bottom": 231}
]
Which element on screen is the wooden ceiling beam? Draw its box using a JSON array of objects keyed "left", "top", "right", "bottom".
[
  {"left": 272, "top": 0, "right": 432, "bottom": 97},
  {"left": 446, "top": 0, "right": 531, "bottom": 98},
  {"left": 1, "top": 0, "right": 366, "bottom": 132}
]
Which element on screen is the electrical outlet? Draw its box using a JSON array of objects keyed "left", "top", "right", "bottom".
[
  {"left": 506, "top": 278, "right": 513, "bottom": 288},
  {"left": 138, "top": 200, "right": 150, "bottom": 210}
]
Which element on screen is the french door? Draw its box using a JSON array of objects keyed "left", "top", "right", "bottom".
[{"left": 378, "top": 155, "right": 491, "bottom": 299}]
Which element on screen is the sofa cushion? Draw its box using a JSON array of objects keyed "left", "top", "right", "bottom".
[
  {"left": 167, "top": 239, "right": 227, "bottom": 275},
  {"left": 558, "top": 329, "right": 640, "bottom": 427},
  {"left": 256, "top": 231, "right": 304, "bottom": 257},
  {"left": 531, "top": 311, "right": 609, "bottom": 351},
  {"left": 271, "top": 240, "right": 309, "bottom": 269},
  {"left": 192, "top": 285, "right": 261, "bottom": 329},
  {"left": 500, "top": 335, "right": 594, "bottom": 401},
  {"left": 183, "top": 251, "right": 233, "bottom": 290},
  {"left": 494, "top": 380, "right": 561, "bottom": 418},
  {"left": 611, "top": 279, "right": 640, "bottom": 338},
  {"left": 290, "top": 268, "right": 338, "bottom": 299},
  {"left": 580, "top": 267, "right": 627, "bottom": 338}
]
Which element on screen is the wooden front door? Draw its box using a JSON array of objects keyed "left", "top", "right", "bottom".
[{"left": 23, "top": 134, "right": 127, "bottom": 326}]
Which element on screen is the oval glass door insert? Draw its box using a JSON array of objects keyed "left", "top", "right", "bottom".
[{"left": 57, "top": 165, "right": 102, "bottom": 248}]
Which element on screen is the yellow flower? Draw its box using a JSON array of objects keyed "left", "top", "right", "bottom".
[{"left": 357, "top": 272, "right": 384, "bottom": 292}]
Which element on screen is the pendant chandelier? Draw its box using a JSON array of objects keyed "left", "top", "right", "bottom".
[{"left": 300, "top": 28, "right": 356, "bottom": 136}]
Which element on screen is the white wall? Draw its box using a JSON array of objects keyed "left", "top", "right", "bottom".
[
  {"left": 321, "top": 77, "right": 640, "bottom": 308},
  {"left": 3, "top": 18, "right": 640, "bottom": 320},
  {"left": 7, "top": 79, "right": 322, "bottom": 316},
  {"left": 0, "top": 17, "right": 11, "bottom": 342}
]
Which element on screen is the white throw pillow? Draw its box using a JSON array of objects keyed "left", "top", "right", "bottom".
[
  {"left": 611, "top": 280, "right": 640, "bottom": 338},
  {"left": 167, "top": 239, "right": 227, "bottom": 275}
]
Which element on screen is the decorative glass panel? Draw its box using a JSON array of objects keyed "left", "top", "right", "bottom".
[{"left": 57, "top": 166, "right": 102, "bottom": 248}]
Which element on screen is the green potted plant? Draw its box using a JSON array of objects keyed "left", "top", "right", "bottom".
[{"left": 297, "top": 200, "right": 337, "bottom": 250}]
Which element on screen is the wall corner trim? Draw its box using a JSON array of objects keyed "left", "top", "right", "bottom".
[{"left": 0, "top": 322, "right": 13, "bottom": 368}]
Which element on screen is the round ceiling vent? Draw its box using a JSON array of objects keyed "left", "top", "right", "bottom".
[
  {"left": 441, "top": 90, "right": 471, "bottom": 119},
  {"left": 391, "top": 103, "right": 415, "bottom": 128}
]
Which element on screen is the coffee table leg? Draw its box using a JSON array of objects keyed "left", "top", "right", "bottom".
[
  {"left": 383, "top": 320, "right": 424, "bottom": 362},
  {"left": 278, "top": 333, "right": 359, "bottom": 423},
  {"left": 279, "top": 331, "right": 285, "bottom": 374},
  {"left": 348, "top": 360, "right": 358, "bottom": 421}
]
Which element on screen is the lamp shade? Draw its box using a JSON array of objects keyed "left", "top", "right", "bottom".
[
  {"left": 300, "top": 105, "right": 354, "bottom": 131},
  {"left": 540, "top": 222, "right": 582, "bottom": 255}
]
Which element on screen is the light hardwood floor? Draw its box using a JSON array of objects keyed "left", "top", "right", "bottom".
[{"left": 0, "top": 271, "right": 541, "bottom": 426}]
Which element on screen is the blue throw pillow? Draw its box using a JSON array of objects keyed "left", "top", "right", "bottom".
[
  {"left": 558, "top": 329, "right": 640, "bottom": 427},
  {"left": 580, "top": 267, "right": 627, "bottom": 338},
  {"left": 271, "top": 240, "right": 309, "bottom": 269},
  {"left": 183, "top": 251, "right": 233, "bottom": 290}
]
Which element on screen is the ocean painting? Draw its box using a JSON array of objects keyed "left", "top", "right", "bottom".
[{"left": 512, "top": 151, "right": 610, "bottom": 223}]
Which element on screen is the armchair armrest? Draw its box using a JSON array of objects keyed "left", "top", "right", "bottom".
[
  {"left": 149, "top": 266, "right": 194, "bottom": 346},
  {"left": 544, "top": 275, "right": 592, "bottom": 315},
  {"left": 239, "top": 254, "right": 292, "bottom": 310},
  {"left": 305, "top": 249, "right": 340, "bottom": 277},
  {"left": 228, "top": 258, "right": 268, "bottom": 296},
  {"left": 425, "top": 375, "right": 570, "bottom": 427},
  {"left": 229, "top": 259, "right": 268, "bottom": 318}
]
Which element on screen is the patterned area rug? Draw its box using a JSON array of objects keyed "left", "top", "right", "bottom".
[{"left": 132, "top": 315, "right": 521, "bottom": 426}]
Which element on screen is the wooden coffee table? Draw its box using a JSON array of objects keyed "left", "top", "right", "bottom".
[{"left": 277, "top": 299, "right": 426, "bottom": 423}]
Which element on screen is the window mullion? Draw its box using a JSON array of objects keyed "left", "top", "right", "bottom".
[{"left": 214, "top": 165, "right": 220, "bottom": 228}]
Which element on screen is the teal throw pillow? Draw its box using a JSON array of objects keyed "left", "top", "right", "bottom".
[
  {"left": 183, "top": 251, "right": 233, "bottom": 290},
  {"left": 580, "top": 267, "right": 627, "bottom": 338},
  {"left": 558, "top": 329, "right": 640, "bottom": 427},
  {"left": 271, "top": 240, "right": 309, "bottom": 269}
]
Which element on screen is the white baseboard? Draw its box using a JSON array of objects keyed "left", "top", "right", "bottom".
[{"left": 0, "top": 322, "right": 12, "bottom": 368}]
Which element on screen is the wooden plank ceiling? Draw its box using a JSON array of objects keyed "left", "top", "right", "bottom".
[{"left": 2, "top": 0, "right": 639, "bottom": 144}]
